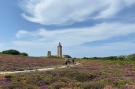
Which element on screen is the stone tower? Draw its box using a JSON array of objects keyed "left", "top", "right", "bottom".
[
  {"left": 57, "top": 42, "right": 62, "bottom": 58},
  {"left": 47, "top": 51, "right": 51, "bottom": 57}
]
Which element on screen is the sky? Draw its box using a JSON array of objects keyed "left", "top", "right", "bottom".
[{"left": 0, "top": 0, "right": 135, "bottom": 57}]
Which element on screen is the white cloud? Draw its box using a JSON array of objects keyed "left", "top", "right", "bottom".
[
  {"left": 16, "top": 22, "right": 135, "bottom": 48},
  {"left": 16, "top": 30, "right": 30, "bottom": 38},
  {"left": 70, "top": 41, "right": 135, "bottom": 57},
  {"left": 18, "top": 0, "right": 135, "bottom": 56},
  {"left": 20, "top": 0, "right": 135, "bottom": 25}
]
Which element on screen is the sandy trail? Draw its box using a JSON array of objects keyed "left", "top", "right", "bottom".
[{"left": 0, "top": 63, "right": 80, "bottom": 75}]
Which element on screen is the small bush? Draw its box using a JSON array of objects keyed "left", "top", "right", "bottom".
[
  {"left": 20, "top": 52, "right": 28, "bottom": 56},
  {"left": 5, "top": 75, "right": 12, "bottom": 81},
  {"left": 127, "top": 54, "right": 135, "bottom": 60},
  {"left": 80, "top": 82, "right": 105, "bottom": 89},
  {"left": 74, "top": 73, "right": 97, "bottom": 82},
  {"left": 50, "top": 82, "right": 66, "bottom": 89}
]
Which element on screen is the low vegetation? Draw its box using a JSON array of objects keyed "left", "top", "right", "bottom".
[
  {"left": 0, "top": 54, "right": 135, "bottom": 89},
  {"left": 82, "top": 54, "right": 135, "bottom": 61},
  {"left": 0, "top": 59, "right": 135, "bottom": 89},
  {"left": 0, "top": 54, "right": 64, "bottom": 71},
  {"left": 1, "top": 49, "right": 28, "bottom": 56}
]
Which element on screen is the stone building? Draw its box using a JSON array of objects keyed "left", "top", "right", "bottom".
[
  {"left": 57, "top": 42, "right": 62, "bottom": 58},
  {"left": 47, "top": 51, "right": 51, "bottom": 57},
  {"left": 47, "top": 42, "right": 63, "bottom": 58}
]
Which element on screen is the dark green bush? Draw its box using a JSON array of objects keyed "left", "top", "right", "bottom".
[
  {"left": 127, "top": 54, "right": 135, "bottom": 60},
  {"left": 117, "top": 56, "right": 126, "bottom": 60},
  {"left": 2, "top": 49, "right": 20, "bottom": 55},
  {"left": 20, "top": 52, "right": 28, "bottom": 56},
  {"left": 1, "top": 49, "right": 28, "bottom": 56},
  {"left": 63, "top": 55, "right": 72, "bottom": 58}
]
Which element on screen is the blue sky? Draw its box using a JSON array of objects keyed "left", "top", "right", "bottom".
[{"left": 0, "top": 0, "right": 135, "bottom": 57}]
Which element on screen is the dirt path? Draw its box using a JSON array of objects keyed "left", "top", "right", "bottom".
[{"left": 0, "top": 63, "right": 80, "bottom": 75}]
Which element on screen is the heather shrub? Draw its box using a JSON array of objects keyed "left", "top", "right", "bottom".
[
  {"left": 80, "top": 82, "right": 105, "bottom": 89},
  {"left": 0, "top": 57, "right": 135, "bottom": 89},
  {"left": 73, "top": 73, "right": 97, "bottom": 82},
  {"left": 43, "top": 75, "right": 54, "bottom": 84},
  {"left": 58, "top": 69, "right": 97, "bottom": 82},
  {"left": 5, "top": 83, "right": 38, "bottom": 89},
  {"left": 49, "top": 82, "right": 66, "bottom": 89},
  {"left": 113, "top": 80, "right": 128, "bottom": 88},
  {"left": 58, "top": 77, "right": 73, "bottom": 84}
]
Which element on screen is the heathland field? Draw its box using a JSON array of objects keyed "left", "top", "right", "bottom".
[
  {"left": 0, "top": 54, "right": 64, "bottom": 71},
  {"left": 0, "top": 55, "right": 135, "bottom": 89}
]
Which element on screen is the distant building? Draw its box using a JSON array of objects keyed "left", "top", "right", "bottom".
[
  {"left": 47, "top": 51, "right": 51, "bottom": 57},
  {"left": 57, "top": 42, "right": 62, "bottom": 58},
  {"left": 47, "top": 42, "right": 63, "bottom": 58},
  {"left": 63, "top": 55, "right": 72, "bottom": 58}
]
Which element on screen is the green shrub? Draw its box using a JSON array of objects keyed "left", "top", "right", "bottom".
[
  {"left": 74, "top": 73, "right": 97, "bottom": 82},
  {"left": 2, "top": 49, "right": 20, "bottom": 55},
  {"left": 114, "top": 80, "right": 128, "bottom": 88},
  {"left": 50, "top": 82, "right": 66, "bottom": 89},
  {"left": 127, "top": 54, "right": 135, "bottom": 60},
  {"left": 1, "top": 49, "right": 29, "bottom": 56},
  {"left": 20, "top": 52, "right": 28, "bottom": 56},
  {"left": 43, "top": 75, "right": 54, "bottom": 84},
  {"left": 80, "top": 82, "right": 105, "bottom": 89},
  {"left": 5, "top": 83, "right": 38, "bottom": 89}
]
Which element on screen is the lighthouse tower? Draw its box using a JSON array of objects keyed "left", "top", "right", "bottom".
[{"left": 57, "top": 42, "right": 62, "bottom": 58}]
